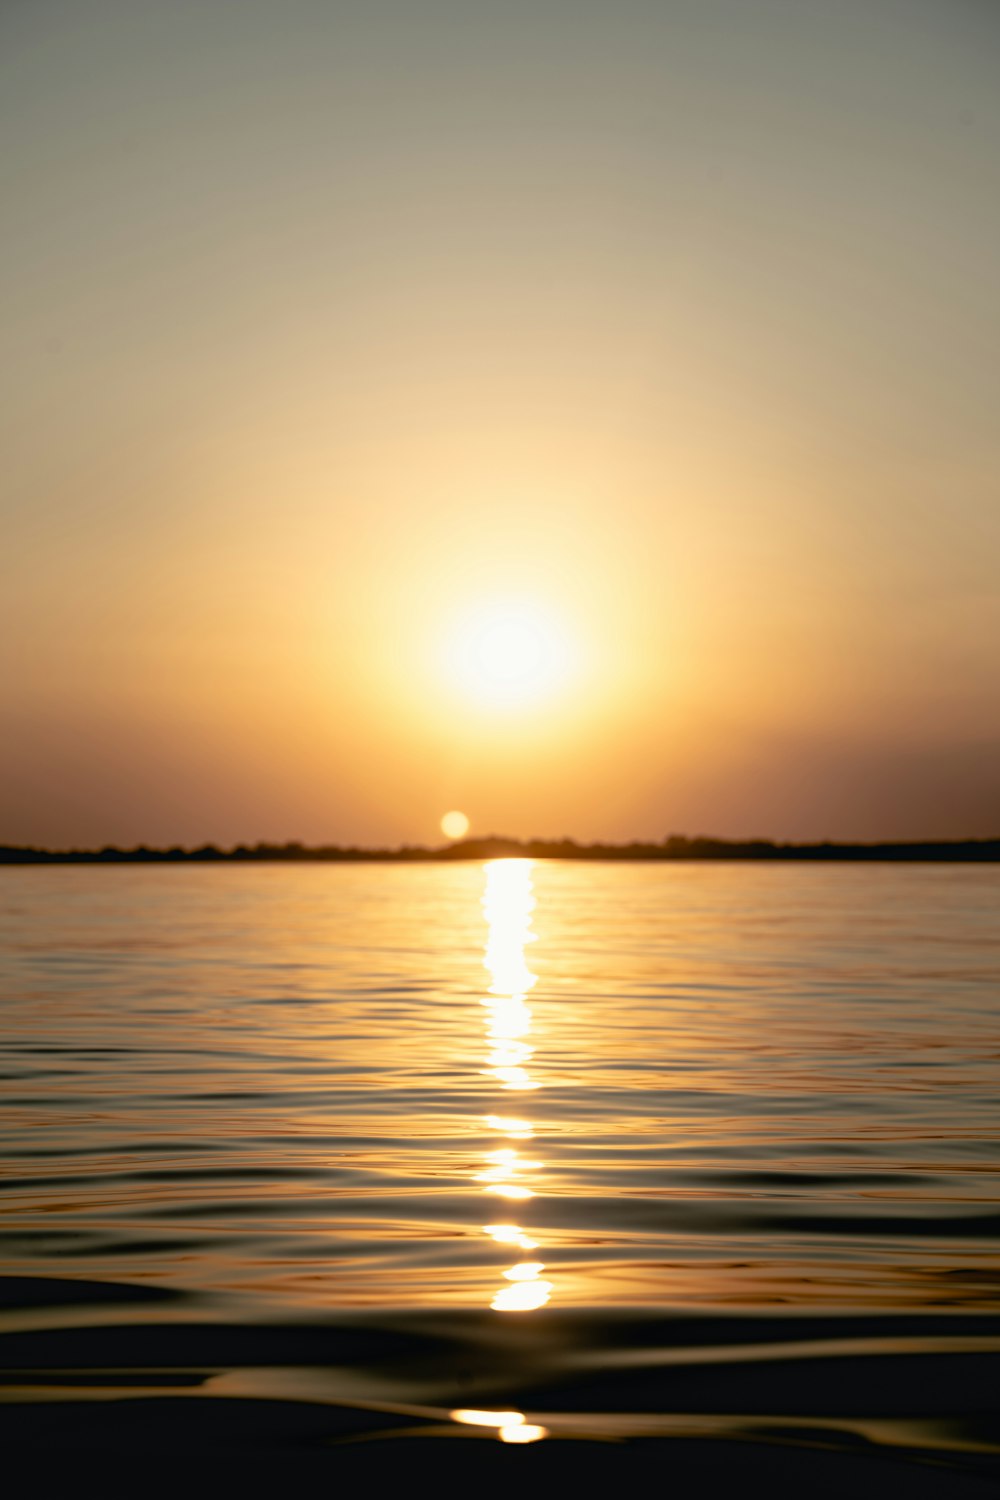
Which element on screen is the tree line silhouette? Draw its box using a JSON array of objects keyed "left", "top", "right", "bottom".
[{"left": 2, "top": 835, "right": 998, "bottom": 863}]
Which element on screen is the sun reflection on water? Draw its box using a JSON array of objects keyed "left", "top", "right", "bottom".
[
  {"left": 478, "top": 860, "right": 552, "bottom": 1325},
  {"left": 450, "top": 1409, "right": 549, "bottom": 1444}
]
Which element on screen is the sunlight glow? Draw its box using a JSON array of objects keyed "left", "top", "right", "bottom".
[{"left": 445, "top": 601, "right": 576, "bottom": 709}]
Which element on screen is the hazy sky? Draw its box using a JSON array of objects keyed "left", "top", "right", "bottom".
[{"left": 3, "top": 0, "right": 999, "bottom": 846}]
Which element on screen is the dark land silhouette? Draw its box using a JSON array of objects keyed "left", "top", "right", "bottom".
[{"left": 2, "top": 835, "right": 999, "bottom": 863}]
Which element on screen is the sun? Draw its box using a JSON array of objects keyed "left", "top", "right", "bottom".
[
  {"left": 441, "top": 810, "right": 470, "bottom": 840},
  {"left": 445, "top": 601, "right": 575, "bottom": 709}
]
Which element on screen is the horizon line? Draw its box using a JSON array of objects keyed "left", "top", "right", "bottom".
[{"left": 3, "top": 834, "right": 1000, "bottom": 865}]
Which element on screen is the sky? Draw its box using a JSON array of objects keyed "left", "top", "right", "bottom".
[{"left": 2, "top": 0, "right": 999, "bottom": 847}]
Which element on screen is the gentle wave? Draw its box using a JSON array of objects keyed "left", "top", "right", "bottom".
[{"left": 1, "top": 862, "right": 999, "bottom": 1483}]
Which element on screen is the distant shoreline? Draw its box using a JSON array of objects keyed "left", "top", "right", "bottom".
[{"left": 3, "top": 836, "right": 999, "bottom": 864}]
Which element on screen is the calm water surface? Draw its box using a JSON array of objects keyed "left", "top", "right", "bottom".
[{"left": 1, "top": 862, "right": 999, "bottom": 1478}]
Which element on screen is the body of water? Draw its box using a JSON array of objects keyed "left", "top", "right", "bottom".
[{"left": 1, "top": 861, "right": 998, "bottom": 1488}]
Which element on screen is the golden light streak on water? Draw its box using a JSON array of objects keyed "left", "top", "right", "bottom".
[
  {"left": 499, "top": 1424, "right": 548, "bottom": 1444},
  {"left": 483, "top": 1224, "right": 538, "bottom": 1250},
  {"left": 477, "top": 859, "right": 551, "bottom": 1328},
  {"left": 449, "top": 1408, "right": 549, "bottom": 1444},
  {"left": 491, "top": 1279, "right": 553, "bottom": 1312},
  {"left": 502, "top": 1262, "right": 546, "bottom": 1281},
  {"left": 450, "top": 1409, "right": 526, "bottom": 1428},
  {"left": 485, "top": 1115, "right": 533, "bottom": 1137},
  {"left": 490, "top": 1066, "right": 535, "bottom": 1090}
]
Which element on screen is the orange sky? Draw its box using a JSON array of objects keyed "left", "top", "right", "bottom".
[{"left": 2, "top": 0, "right": 999, "bottom": 846}]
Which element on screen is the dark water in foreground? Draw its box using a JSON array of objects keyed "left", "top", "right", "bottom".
[{"left": 1, "top": 861, "right": 999, "bottom": 1489}]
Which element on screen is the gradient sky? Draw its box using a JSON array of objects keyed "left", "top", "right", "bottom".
[{"left": 3, "top": 0, "right": 999, "bottom": 847}]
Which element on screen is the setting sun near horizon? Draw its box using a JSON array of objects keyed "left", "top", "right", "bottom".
[{"left": 441, "top": 810, "right": 470, "bottom": 841}]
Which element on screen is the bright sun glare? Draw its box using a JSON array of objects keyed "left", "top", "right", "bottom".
[{"left": 446, "top": 602, "right": 575, "bottom": 709}]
